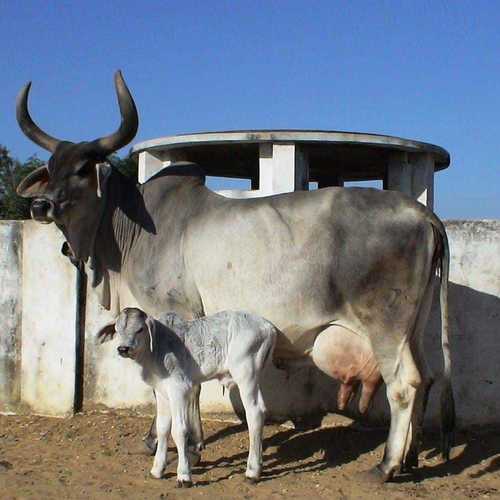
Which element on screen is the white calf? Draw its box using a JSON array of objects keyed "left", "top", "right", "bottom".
[{"left": 97, "top": 308, "right": 277, "bottom": 486}]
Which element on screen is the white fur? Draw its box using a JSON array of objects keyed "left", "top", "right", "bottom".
[{"left": 103, "top": 309, "right": 277, "bottom": 485}]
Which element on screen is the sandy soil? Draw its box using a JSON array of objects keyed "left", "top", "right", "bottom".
[{"left": 1, "top": 411, "right": 499, "bottom": 499}]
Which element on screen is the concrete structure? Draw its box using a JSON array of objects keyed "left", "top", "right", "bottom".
[
  {"left": 0, "top": 221, "right": 22, "bottom": 413},
  {"left": 20, "top": 223, "right": 78, "bottom": 416},
  {"left": 132, "top": 130, "right": 450, "bottom": 208},
  {"left": 1, "top": 219, "right": 499, "bottom": 428}
]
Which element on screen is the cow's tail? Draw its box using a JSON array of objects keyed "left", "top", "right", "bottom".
[{"left": 431, "top": 217, "right": 455, "bottom": 461}]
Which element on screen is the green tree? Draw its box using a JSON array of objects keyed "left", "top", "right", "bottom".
[{"left": 0, "top": 146, "right": 44, "bottom": 219}]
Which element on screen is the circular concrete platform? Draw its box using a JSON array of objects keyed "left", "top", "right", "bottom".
[{"left": 132, "top": 129, "right": 450, "bottom": 182}]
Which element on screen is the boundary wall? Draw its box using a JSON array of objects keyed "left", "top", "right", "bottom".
[{"left": 1, "top": 219, "right": 499, "bottom": 427}]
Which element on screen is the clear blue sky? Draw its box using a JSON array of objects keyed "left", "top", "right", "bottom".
[{"left": 1, "top": 0, "right": 498, "bottom": 218}]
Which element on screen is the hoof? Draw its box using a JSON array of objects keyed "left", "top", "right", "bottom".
[
  {"left": 357, "top": 466, "right": 393, "bottom": 485},
  {"left": 245, "top": 476, "right": 259, "bottom": 484},
  {"left": 150, "top": 470, "right": 163, "bottom": 479},
  {"left": 176, "top": 479, "right": 193, "bottom": 488}
]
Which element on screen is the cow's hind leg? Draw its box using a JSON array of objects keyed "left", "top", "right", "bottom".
[
  {"left": 403, "top": 280, "right": 436, "bottom": 471},
  {"left": 403, "top": 367, "right": 432, "bottom": 472},
  {"left": 367, "top": 341, "right": 422, "bottom": 483},
  {"left": 403, "top": 339, "right": 434, "bottom": 471}
]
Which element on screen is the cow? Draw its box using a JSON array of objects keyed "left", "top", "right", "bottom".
[
  {"left": 16, "top": 71, "right": 455, "bottom": 483},
  {"left": 97, "top": 308, "right": 277, "bottom": 486}
]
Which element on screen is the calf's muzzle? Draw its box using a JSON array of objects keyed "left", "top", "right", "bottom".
[{"left": 117, "top": 346, "right": 130, "bottom": 357}]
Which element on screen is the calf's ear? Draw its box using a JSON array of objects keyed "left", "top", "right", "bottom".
[
  {"left": 17, "top": 165, "right": 50, "bottom": 198},
  {"left": 96, "top": 321, "right": 116, "bottom": 344}
]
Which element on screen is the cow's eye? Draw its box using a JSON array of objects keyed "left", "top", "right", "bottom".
[{"left": 74, "top": 163, "right": 92, "bottom": 178}]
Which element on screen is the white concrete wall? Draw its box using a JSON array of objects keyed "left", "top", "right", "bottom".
[
  {"left": 0, "top": 219, "right": 499, "bottom": 428},
  {"left": 84, "top": 287, "right": 154, "bottom": 410},
  {"left": 432, "top": 220, "right": 500, "bottom": 426},
  {"left": 0, "top": 221, "right": 22, "bottom": 413},
  {"left": 20, "top": 222, "right": 77, "bottom": 416}
]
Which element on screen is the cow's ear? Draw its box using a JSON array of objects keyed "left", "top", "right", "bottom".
[
  {"left": 96, "top": 321, "right": 116, "bottom": 344},
  {"left": 95, "top": 162, "right": 112, "bottom": 198},
  {"left": 16, "top": 165, "right": 50, "bottom": 198},
  {"left": 145, "top": 317, "right": 156, "bottom": 352}
]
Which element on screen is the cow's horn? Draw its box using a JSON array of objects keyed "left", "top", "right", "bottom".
[
  {"left": 16, "top": 82, "right": 61, "bottom": 153},
  {"left": 88, "top": 71, "right": 138, "bottom": 156}
]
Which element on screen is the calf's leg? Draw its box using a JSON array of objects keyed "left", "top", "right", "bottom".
[
  {"left": 145, "top": 387, "right": 204, "bottom": 460},
  {"left": 144, "top": 416, "right": 157, "bottom": 455},
  {"left": 168, "top": 385, "right": 194, "bottom": 487},
  {"left": 232, "top": 365, "right": 266, "bottom": 482},
  {"left": 240, "top": 382, "right": 266, "bottom": 482},
  {"left": 187, "top": 384, "right": 204, "bottom": 465},
  {"left": 150, "top": 391, "right": 172, "bottom": 479}
]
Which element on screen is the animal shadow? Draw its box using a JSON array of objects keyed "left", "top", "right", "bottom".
[
  {"left": 394, "top": 427, "right": 500, "bottom": 483},
  {"left": 195, "top": 422, "right": 500, "bottom": 484},
  {"left": 195, "top": 422, "right": 386, "bottom": 482}
]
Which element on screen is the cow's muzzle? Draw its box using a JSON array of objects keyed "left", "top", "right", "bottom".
[{"left": 30, "top": 199, "right": 55, "bottom": 223}]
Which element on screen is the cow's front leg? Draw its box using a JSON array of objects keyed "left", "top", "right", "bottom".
[
  {"left": 150, "top": 391, "right": 172, "bottom": 479},
  {"left": 169, "top": 384, "right": 193, "bottom": 487}
]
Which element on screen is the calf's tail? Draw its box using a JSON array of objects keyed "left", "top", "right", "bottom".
[{"left": 432, "top": 219, "right": 455, "bottom": 461}]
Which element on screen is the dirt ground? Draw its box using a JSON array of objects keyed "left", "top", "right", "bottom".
[{"left": 1, "top": 411, "right": 499, "bottom": 500}]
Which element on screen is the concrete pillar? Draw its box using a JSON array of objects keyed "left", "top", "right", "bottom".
[
  {"left": 258, "top": 143, "right": 309, "bottom": 195},
  {"left": 138, "top": 151, "right": 170, "bottom": 184},
  {"left": 251, "top": 174, "right": 259, "bottom": 190},
  {"left": 385, "top": 152, "right": 412, "bottom": 196},
  {"left": 411, "top": 153, "right": 435, "bottom": 209},
  {"left": 385, "top": 152, "right": 434, "bottom": 209}
]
